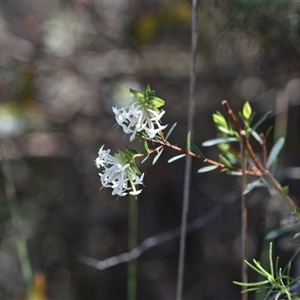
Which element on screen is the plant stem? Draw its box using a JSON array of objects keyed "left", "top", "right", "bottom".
[
  {"left": 240, "top": 132, "right": 248, "bottom": 300},
  {"left": 127, "top": 195, "right": 138, "bottom": 300},
  {"left": 0, "top": 141, "right": 34, "bottom": 298},
  {"left": 176, "top": 0, "right": 198, "bottom": 299}
]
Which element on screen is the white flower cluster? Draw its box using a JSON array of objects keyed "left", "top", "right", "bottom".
[
  {"left": 95, "top": 146, "right": 144, "bottom": 197},
  {"left": 112, "top": 89, "right": 167, "bottom": 141},
  {"left": 96, "top": 86, "right": 166, "bottom": 197}
]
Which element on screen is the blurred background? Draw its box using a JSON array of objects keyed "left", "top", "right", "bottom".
[{"left": 0, "top": 0, "right": 300, "bottom": 299}]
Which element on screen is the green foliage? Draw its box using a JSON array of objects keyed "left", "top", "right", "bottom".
[
  {"left": 233, "top": 243, "right": 300, "bottom": 299},
  {"left": 152, "top": 148, "right": 164, "bottom": 165},
  {"left": 168, "top": 154, "right": 186, "bottom": 163},
  {"left": 191, "top": 142, "right": 204, "bottom": 157},
  {"left": 197, "top": 165, "right": 218, "bottom": 173},
  {"left": 242, "top": 102, "right": 252, "bottom": 121},
  {"left": 267, "top": 138, "right": 285, "bottom": 168},
  {"left": 165, "top": 122, "right": 177, "bottom": 140},
  {"left": 202, "top": 137, "right": 238, "bottom": 147},
  {"left": 186, "top": 131, "right": 191, "bottom": 152},
  {"left": 130, "top": 85, "right": 165, "bottom": 109}
]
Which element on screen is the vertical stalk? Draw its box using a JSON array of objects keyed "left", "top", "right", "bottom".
[
  {"left": 0, "top": 141, "right": 34, "bottom": 299},
  {"left": 240, "top": 132, "right": 248, "bottom": 300},
  {"left": 176, "top": 1, "right": 198, "bottom": 299},
  {"left": 127, "top": 195, "right": 138, "bottom": 300}
]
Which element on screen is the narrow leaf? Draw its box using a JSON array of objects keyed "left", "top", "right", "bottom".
[
  {"left": 125, "top": 146, "right": 140, "bottom": 155},
  {"left": 152, "top": 148, "right": 164, "bottom": 165},
  {"left": 217, "top": 126, "right": 232, "bottom": 135},
  {"left": 144, "top": 141, "right": 150, "bottom": 152},
  {"left": 202, "top": 137, "right": 238, "bottom": 147},
  {"left": 168, "top": 154, "right": 186, "bottom": 163},
  {"left": 129, "top": 88, "right": 144, "bottom": 99},
  {"left": 186, "top": 131, "right": 191, "bottom": 152},
  {"left": 243, "top": 260, "right": 268, "bottom": 276},
  {"left": 197, "top": 165, "right": 218, "bottom": 173},
  {"left": 226, "top": 170, "right": 242, "bottom": 176},
  {"left": 219, "top": 155, "right": 233, "bottom": 168},
  {"left": 141, "top": 155, "right": 149, "bottom": 164},
  {"left": 233, "top": 280, "right": 269, "bottom": 287},
  {"left": 191, "top": 142, "right": 204, "bottom": 157},
  {"left": 250, "top": 129, "right": 263, "bottom": 144},
  {"left": 252, "top": 111, "right": 272, "bottom": 130},
  {"left": 165, "top": 122, "right": 177, "bottom": 140},
  {"left": 267, "top": 137, "right": 285, "bottom": 168},
  {"left": 243, "top": 179, "right": 265, "bottom": 195}
]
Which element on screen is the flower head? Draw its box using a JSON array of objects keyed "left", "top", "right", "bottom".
[
  {"left": 113, "top": 85, "right": 167, "bottom": 141},
  {"left": 95, "top": 145, "right": 144, "bottom": 197}
]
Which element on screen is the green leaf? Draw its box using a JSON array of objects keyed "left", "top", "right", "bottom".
[
  {"left": 125, "top": 146, "right": 140, "bottom": 155},
  {"left": 282, "top": 186, "right": 289, "bottom": 196},
  {"left": 152, "top": 97, "right": 165, "bottom": 108},
  {"left": 233, "top": 280, "right": 269, "bottom": 287},
  {"left": 219, "top": 155, "right": 233, "bottom": 168},
  {"left": 266, "top": 226, "right": 298, "bottom": 241},
  {"left": 267, "top": 137, "right": 285, "bottom": 168},
  {"left": 141, "top": 155, "right": 149, "bottom": 164},
  {"left": 197, "top": 165, "right": 218, "bottom": 173},
  {"left": 213, "top": 111, "right": 228, "bottom": 128},
  {"left": 152, "top": 148, "right": 164, "bottom": 165},
  {"left": 217, "top": 126, "right": 233, "bottom": 135},
  {"left": 202, "top": 137, "right": 238, "bottom": 147},
  {"left": 168, "top": 154, "right": 186, "bottom": 163},
  {"left": 145, "top": 84, "right": 152, "bottom": 94},
  {"left": 250, "top": 129, "right": 263, "bottom": 144},
  {"left": 218, "top": 144, "right": 239, "bottom": 164},
  {"left": 252, "top": 111, "right": 272, "bottom": 130},
  {"left": 186, "top": 131, "right": 191, "bottom": 152},
  {"left": 191, "top": 142, "right": 204, "bottom": 157},
  {"left": 242, "top": 101, "right": 252, "bottom": 120},
  {"left": 165, "top": 122, "right": 177, "bottom": 140},
  {"left": 243, "top": 179, "right": 265, "bottom": 195},
  {"left": 265, "top": 125, "right": 274, "bottom": 139},
  {"left": 226, "top": 170, "right": 242, "bottom": 176},
  {"left": 129, "top": 88, "right": 144, "bottom": 99},
  {"left": 144, "top": 141, "right": 150, "bottom": 152}
]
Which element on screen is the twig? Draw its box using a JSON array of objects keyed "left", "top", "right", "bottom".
[
  {"left": 240, "top": 132, "right": 248, "bottom": 300},
  {"left": 261, "top": 133, "right": 268, "bottom": 168},
  {"left": 147, "top": 140, "right": 261, "bottom": 177},
  {"left": 176, "top": 1, "right": 198, "bottom": 299},
  {"left": 79, "top": 189, "right": 239, "bottom": 271}
]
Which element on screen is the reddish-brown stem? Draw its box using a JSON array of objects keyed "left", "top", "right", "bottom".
[
  {"left": 146, "top": 138, "right": 261, "bottom": 177},
  {"left": 261, "top": 133, "right": 268, "bottom": 168},
  {"left": 222, "top": 100, "right": 266, "bottom": 172},
  {"left": 240, "top": 132, "right": 248, "bottom": 300},
  {"left": 222, "top": 100, "right": 243, "bottom": 132}
]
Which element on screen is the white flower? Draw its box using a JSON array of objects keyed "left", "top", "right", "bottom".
[
  {"left": 113, "top": 87, "right": 167, "bottom": 141},
  {"left": 95, "top": 146, "right": 144, "bottom": 197}
]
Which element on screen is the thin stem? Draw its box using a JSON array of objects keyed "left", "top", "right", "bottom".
[
  {"left": 240, "top": 132, "right": 248, "bottom": 300},
  {"left": 261, "top": 133, "right": 268, "bottom": 168},
  {"left": 147, "top": 139, "right": 261, "bottom": 177},
  {"left": 176, "top": 1, "right": 198, "bottom": 299},
  {"left": 127, "top": 196, "right": 138, "bottom": 300},
  {"left": 0, "top": 141, "right": 33, "bottom": 298}
]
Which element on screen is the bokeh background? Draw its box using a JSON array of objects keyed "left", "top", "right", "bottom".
[{"left": 0, "top": 0, "right": 300, "bottom": 299}]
